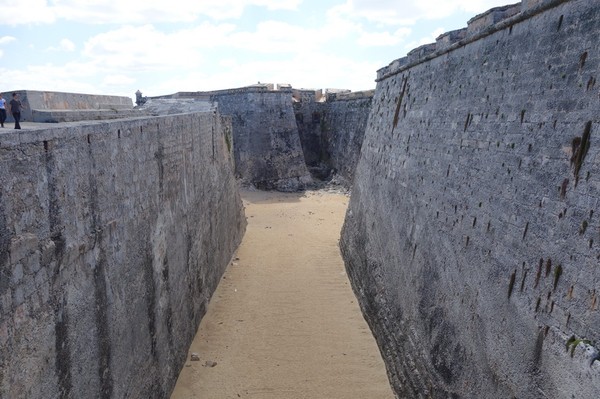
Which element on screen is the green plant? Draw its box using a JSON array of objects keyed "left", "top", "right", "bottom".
[
  {"left": 566, "top": 336, "right": 592, "bottom": 357},
  {"left": 224, "top": 131, "right": 232, "bottom": 153}
]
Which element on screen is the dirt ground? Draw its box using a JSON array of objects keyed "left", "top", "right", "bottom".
[{"left": 170, "top": 189, "right": 394, "bottom": 399}]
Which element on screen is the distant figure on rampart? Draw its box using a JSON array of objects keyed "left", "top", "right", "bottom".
[
  {"left": 0, "top": 93, "right": 6, "bottom": 127},
  {"left": 8, "top": 92, "right": 25, "bottom": 129}
]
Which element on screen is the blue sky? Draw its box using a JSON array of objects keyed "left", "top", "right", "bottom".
[{"left": 0, "top": 0, "right": 505, "bottom": 99}]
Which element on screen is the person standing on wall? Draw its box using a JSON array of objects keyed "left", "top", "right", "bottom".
[
  {"left": 0, "top": 93, "right": 6, "bottom": 127},
  {"left": 8, "top": 92, "right": 25, "bottom": 129}
]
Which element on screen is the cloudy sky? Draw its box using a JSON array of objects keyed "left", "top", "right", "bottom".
[{"left": 0, "top": 0, "right": 504, "bottom": 99}]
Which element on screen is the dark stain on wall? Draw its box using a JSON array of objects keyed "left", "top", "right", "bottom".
[{"left": 0, "top": 188, "right": 11, "bottom": 298}]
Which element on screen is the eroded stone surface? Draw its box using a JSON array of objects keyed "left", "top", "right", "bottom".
[
  {"left": 341, "top": 1, "right": 600, "bottom": 397},
  {"left": 0, "top": 112, "right": 246, "bottom": 398},
  {"left": 294, "top": 91, "right": 373, "bottom": 184}
]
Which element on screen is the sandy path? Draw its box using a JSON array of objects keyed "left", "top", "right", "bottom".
[{"left": 170, "top": 190, "right": 393, "bottom": 399}]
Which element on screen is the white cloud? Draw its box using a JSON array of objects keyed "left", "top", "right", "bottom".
[
  {"left": 143, "top": 53, "right": 379, "bottom": 97},
  {"left": 0, "top": 62, "right": 100, "bottom": 93},
  {"left": 0, "top": 0, "right": 303, "bottom": 25},
  {"left": 0, "top": 36, "right": 16, "bottom": 45},
  {"left": 0, "top": 36, "right": 16, "bottom": 59},
  {"left": 47, "top": 38, "right": 75, "bottom": 52},
  {"left": 338, "top": 0, "right": 505, "bottom": 25},
  {"left": 0, "top": 1, "right": 410, "bottom": 96},
  {"left": 81, "top": 24, "right": 228, "bottom": 71},
  {"left": 0, "top": 0, "right": 507, "bottom": 98},
  {"left": 228, "top": 20, "right": 342, "bottom": 54},
  {"left": 59, "top": 38, "right": 75, "bottom": 51},
  {"left": 79, "top": 17, "right": 356, "bottom": 70},
  {"left": 103, "top": 74, "right": 136, "bottom": 86},
  {"left": 357, "top": 27, "right": 411, "bottom": 47},
  {"left": 403, "top": 27, "right": 445, "bottom": 53},
  {"left": 0, "top": 0, "right": 55, "bottom": 25}
]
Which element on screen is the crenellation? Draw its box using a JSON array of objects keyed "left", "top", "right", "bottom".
[
  {"left": 406, "top": 43, "right": 437, "bottom": 63},
  {"left": 466, "top": 3, "right": 521, "bottom": 35},
  {"left": 435, "top": 28, "right": 467, "bottom": 51}
]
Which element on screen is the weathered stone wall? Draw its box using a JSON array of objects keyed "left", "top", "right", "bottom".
[
  {"left": 150, "top": 87, "right": 312, "bottom": 191},
  {"left": 5, "top": 90, "right": 134, "bottom": 122},
  {"left": 294, "top": 100, "right": 326, "bottom": 170},
  {"left": 210, "top": 88, "right": 312, "bottom": 191},
  {"left": 341, "top": 1, "right": 600, "bottom": 398},
  {"left": 0, "top": 113, "right": 246, "bottom": 398},
  {"left": 294, "top": 92, "right": 373, "bottom": 183},
  {"left": 322, "top": 93, "right": 373, "bottom": 183}
]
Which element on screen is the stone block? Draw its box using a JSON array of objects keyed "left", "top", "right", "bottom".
[
  {"left": 9, "top": 233, "right": 39, "bottom": 264},
  {"left": 407, "top": 43, "right": 437, "bottom": 63},
  {"left": 436, "top": 28, "right": 467, "bottom": 51},
  {"left": 467, "top": 4, "right": 521, "bottom": 35}
]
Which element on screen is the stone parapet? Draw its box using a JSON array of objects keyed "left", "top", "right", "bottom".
[{"left": 3, "top": 90, "right": 133, "bottom": 122}]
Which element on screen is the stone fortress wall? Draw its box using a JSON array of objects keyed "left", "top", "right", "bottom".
[
  {"left": 210, "top": 87, "right": 312, "bottom": 191},
  {"left": 341, "top": 0, "right": 600, "bottom": 398},
  {"left": 4, "top": 90, "right": 137, "bottom": 123},
  {"left": 148, "top": 85, "right": 313, "bottom": 191},
  {"left": 0, "top": 113, "right": 246, "bottom": 398},
  {"left": 293, "top": 89, "right": 374, "bottom": 183},
  {"left": 147, "top": 84, "right": 373, "bottom": 190}
]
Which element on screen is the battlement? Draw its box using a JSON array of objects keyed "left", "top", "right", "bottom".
[{"left": 376, "top": 0, "right": 567, "bottom": 81}]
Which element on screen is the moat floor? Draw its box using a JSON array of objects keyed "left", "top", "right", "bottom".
[{"left": 170, "top": 189, "right": 393, "bottom": 399}]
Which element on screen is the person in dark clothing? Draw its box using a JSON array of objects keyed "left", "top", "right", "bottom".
[
  {"left": 9, "top": 92, "right": 24, "bottom": 129},
  {"left": 0, "top": 93, "right": 6, "bottom": 127}
]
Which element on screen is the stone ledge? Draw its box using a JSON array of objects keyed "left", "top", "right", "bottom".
[
  {"left": 31, "top": 108, "right": 145, "bottom": 123},
  {"left": 328, "top": 90, "right": 375, "bottom": 101}
]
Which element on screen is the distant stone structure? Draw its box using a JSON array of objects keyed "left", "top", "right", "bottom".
[
  {"left": 145, "top": 84, "right": 373, "bottom": 188},
  {"left": 3, "top": 90, "right": 136, "bottom": 122},
  {"left": 341, "top": 0, "right": 600, "bottom": 398},
  {"left": 135, "top": 90, "right": 147, "bottom": 106},
  {"left": 294, "top": 89, "right": 374, "bottom": 183},
  {"left": 148, "top": 85, "right": 312, "bottom": 191}
]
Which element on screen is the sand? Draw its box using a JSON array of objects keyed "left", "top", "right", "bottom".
[{"left": 170, "top": 189, "right": 394, "bottom": 399}]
